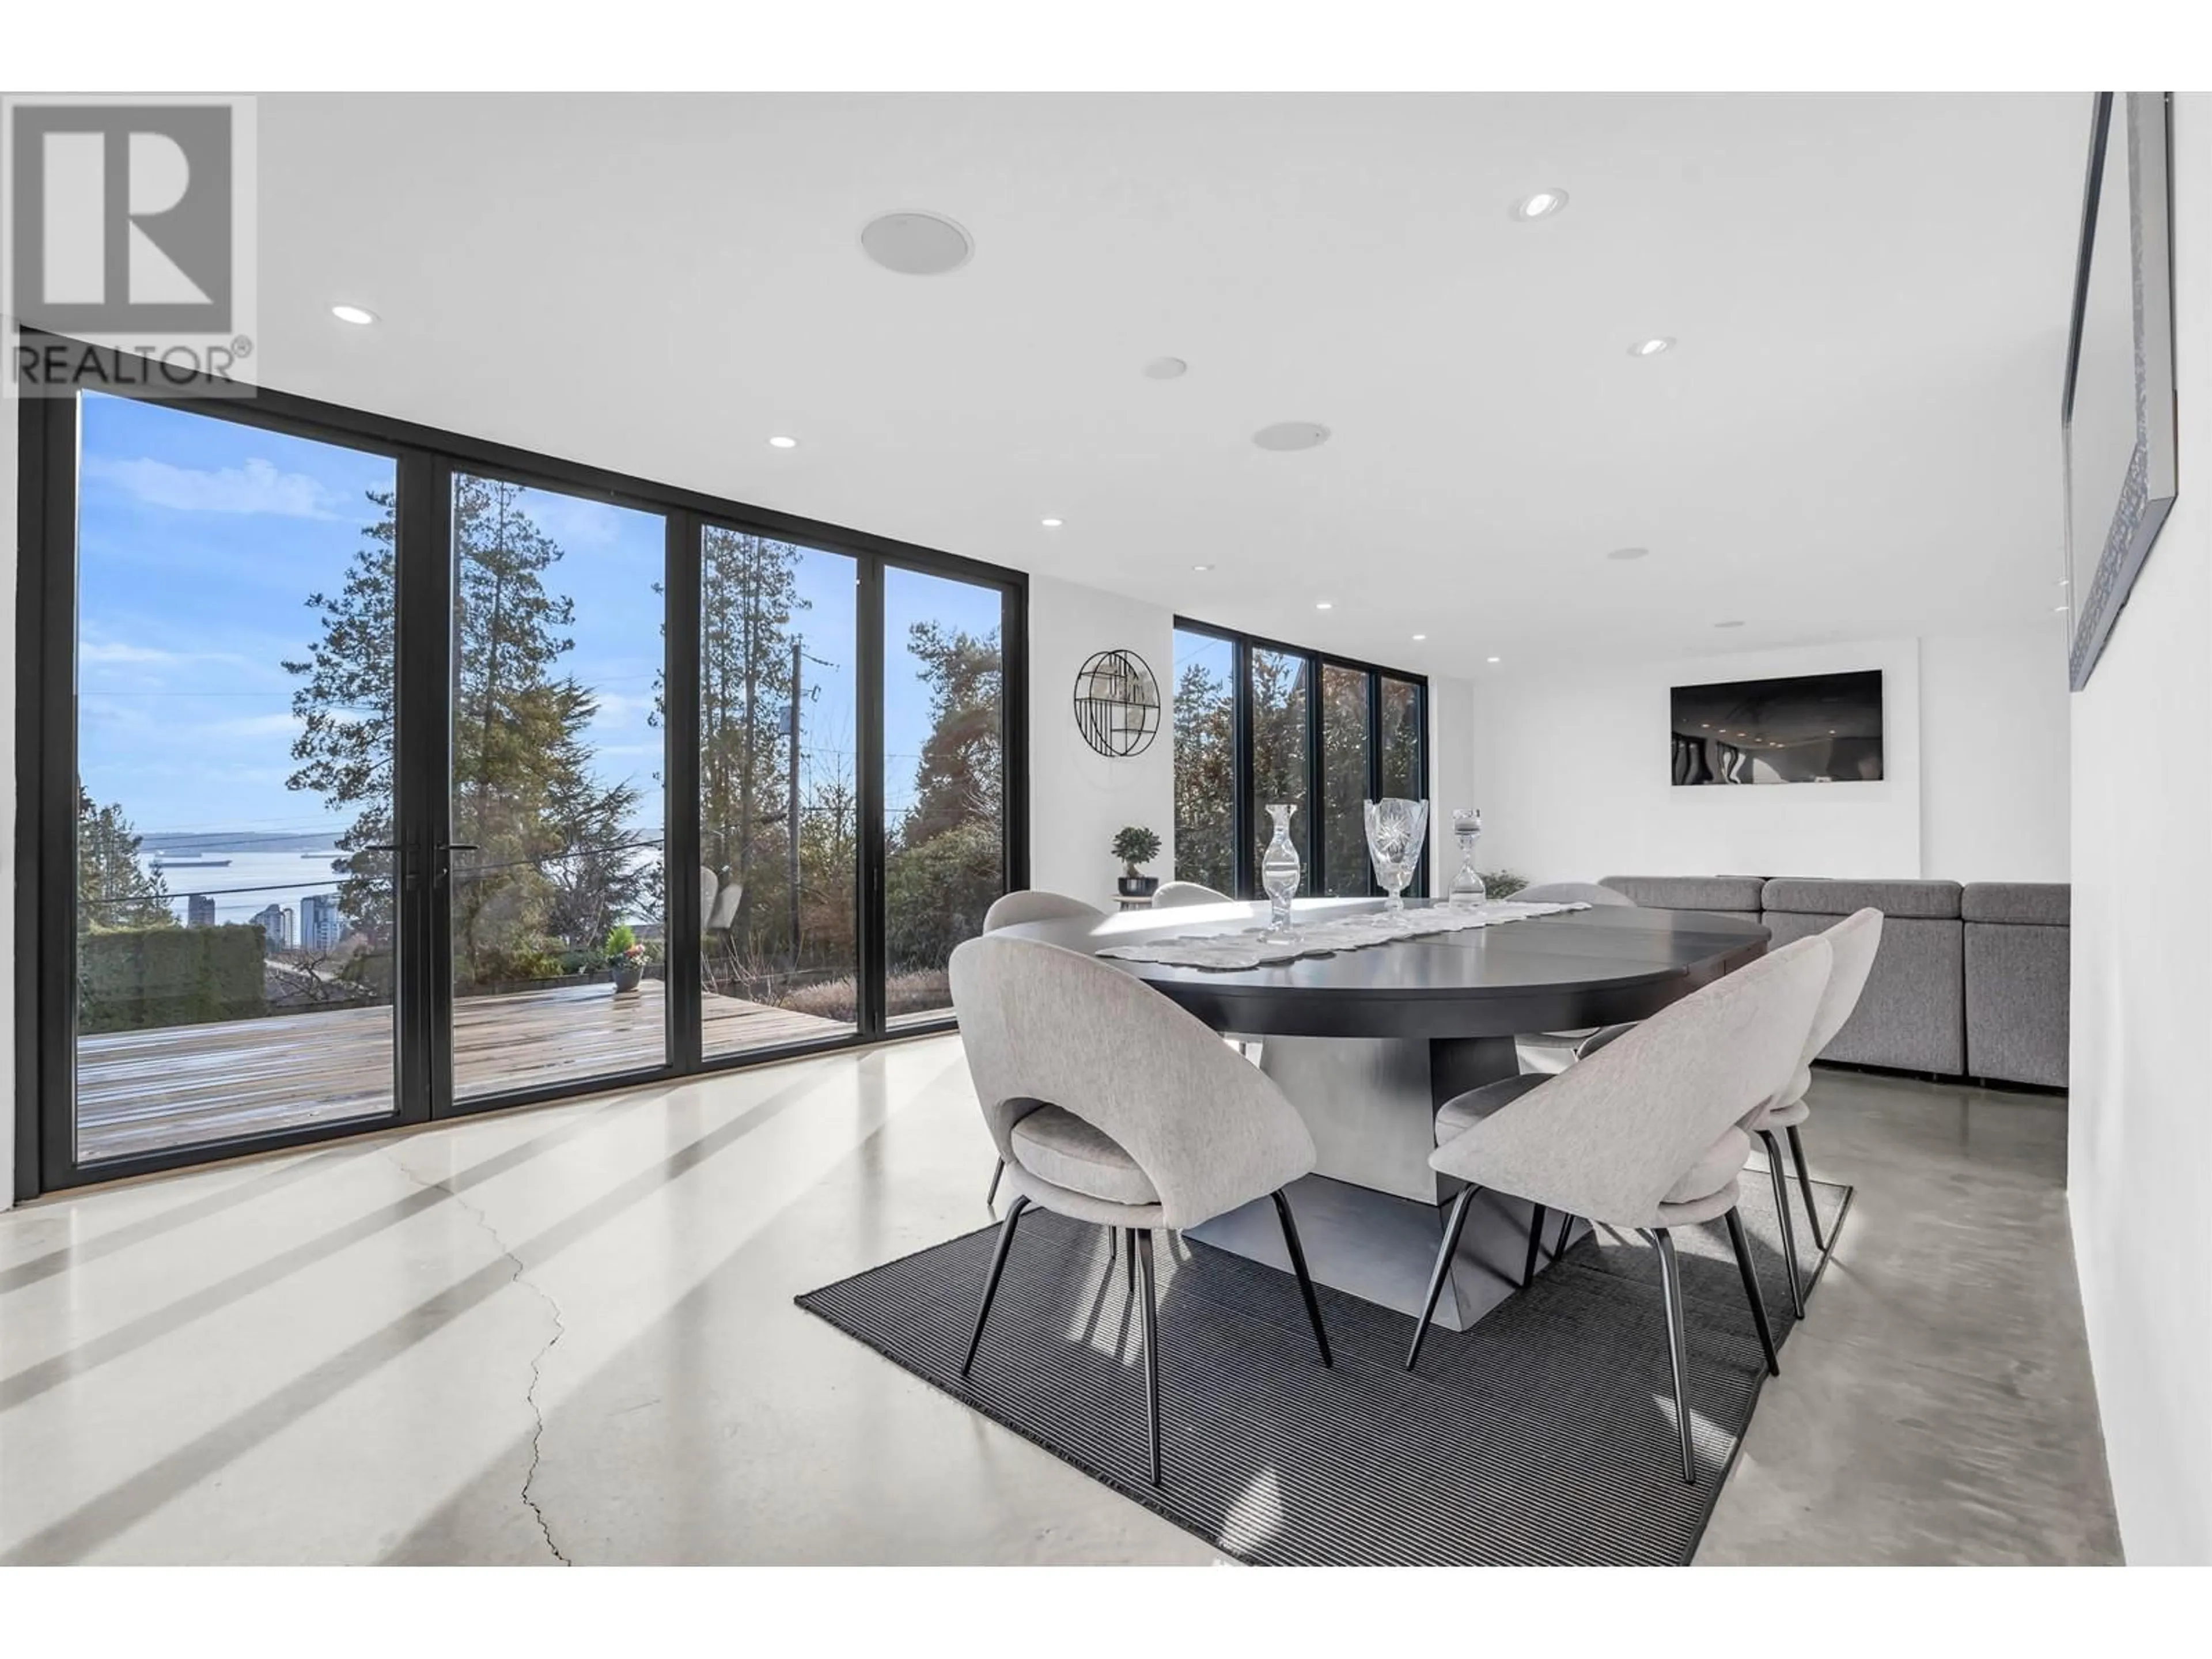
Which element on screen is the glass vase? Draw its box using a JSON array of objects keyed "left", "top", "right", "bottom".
[
  {"left": 1448, "top": 808, "right": 1487, "bottom": 909},
  {"left": 1363, "top": 797, "right": 1429, "bottom": 910},
  {"left": 1260, "top": 803, "right": 1301, "bottom": 934}
]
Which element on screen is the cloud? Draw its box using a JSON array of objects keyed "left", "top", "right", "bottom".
[
  {"left": 202, "top": 711, "right": 304, "bottom": 740},
  {"left": 84, "top": 453, "right": 343, "bottom": 518}
]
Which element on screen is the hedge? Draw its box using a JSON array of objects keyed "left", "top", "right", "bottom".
[{"left": 80, "top": 925, "right": 267, "bottom": 1033}]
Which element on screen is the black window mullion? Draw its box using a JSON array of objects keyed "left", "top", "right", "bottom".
[
  {"left": 24, "top": 392, "right": 75, "bottom": 1196},
  {"left": 1365, "top": 667, "right": 1385, "bottom": 897},
  {"left": 1303, "top": 651, "right": 1325, "bottom": 893},
  {"left": 1001, "top": 584, "right": 1031, "bottom": 893},
  {"left": 1231, "top": 635, "right": 1255, "bottom": 898},
  {"left": 664, "top": 510, "right": 703, "bottom": 1074},
  {"left": 394, "top": 449, "right": 451, "bottom": 1123},
  {"left": 857, "top": 557, "right": 887, "bottom": 1036}
]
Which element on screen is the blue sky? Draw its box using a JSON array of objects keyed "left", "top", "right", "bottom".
[{"left": 76, "top": 392, "right": 1002, "bottom": 849}]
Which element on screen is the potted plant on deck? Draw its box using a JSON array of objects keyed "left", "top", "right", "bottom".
[
  {"left": 607, "top": 923, "right": 646, "bottom": 994},
  {"left": 1112, "top": 825, "right": 1162, "bottom": 900}
]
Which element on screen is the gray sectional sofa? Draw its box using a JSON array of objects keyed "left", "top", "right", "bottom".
[{"left": 1597, "top": 875, "right": 2069, "bottom": 1089}]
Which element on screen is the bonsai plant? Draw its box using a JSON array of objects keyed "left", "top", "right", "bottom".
[
  {"left": 1112, "top": 825, "right": 1162, "bottom": 899},
  {"left": 606, "top": 923, "right": 646, "bottom": 994}
]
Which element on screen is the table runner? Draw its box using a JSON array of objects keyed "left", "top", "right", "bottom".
[{"left": 1094, "top": 899, "right": 1588, "bottom": 970}]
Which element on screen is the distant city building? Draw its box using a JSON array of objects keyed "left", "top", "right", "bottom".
[
  {"left": 251, "top": 903, "right": 291, "bottom": 951},
  {"left": 187, "top": 893, "right": 215, "bottom": 927},
  {"left": 300, "top": 893, "right": 342, "bottom": 953}
]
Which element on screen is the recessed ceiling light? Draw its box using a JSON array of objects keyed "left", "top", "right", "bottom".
[
  {"left": 1143, "top": 357, "right": 1188, "bottom": 380},
  {"left": 1412, "top": 633, "right": 1427, "bottom": 641},
  {"left": 767, "top": 435, "right": 798, "bottom": 449},
  {"left": 1040, "top": 517, "right": 1063, "bottom": 528},
  {"left": 330, "top": 304, "right": 377, "bottom": 326},
  {"left": 1487, "top": 656, "right": 1502, "bottom": 664},
  {"left": 1254, "top": 422, "right": 1331, "bottom": 452},
  {"left": 2056, "top": 577, "right": 2071, "bottom": 586},
  {"left": 1630, "top": 337, "right": 1676, "bottom": 357},
  {"left": 1192, "top": 563, "right": 1214, "bottom": 572},
  {"left": 1714, "top": 619, "right": 1745, "bottom": 628},
  {"left": 2053, "top": 603, "right": 2070, "bottom": 613},
  {"left": 1511, "top": 188, "right": 1569, "bottom": 221},
  {"left": 1607, "top": 546, "right": 1650, "bottom": 561},
  {"left": 859, "top": 211, "right": 973, "bottom": 276},
  {"left": 1315, "top": 600, "right": 1334, "bottom": 610}
]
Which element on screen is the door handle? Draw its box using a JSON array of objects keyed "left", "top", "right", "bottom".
[{"left": 435, "top": 843, "right": 480, "bottom": 891}]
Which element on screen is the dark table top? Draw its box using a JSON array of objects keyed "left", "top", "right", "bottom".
[{"left": 994, "top": 897, "right": 1771, "bottom": 1040}]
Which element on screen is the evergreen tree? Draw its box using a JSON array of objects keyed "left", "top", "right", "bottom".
[
  {"left": 1172, "top": 659, "right": 1236, "bottom": 894},
  {"left": 286, "top": 476, "right": 638, "bottom": 988},
  {"left": 76, "top": 782, "right": 175, "bottom": 929},
  {"left": 885, "top": 620, "right": 1003, "bottom": 972},
  {"left": 699, "top": 527, "right": 808, "bottom": 966}
]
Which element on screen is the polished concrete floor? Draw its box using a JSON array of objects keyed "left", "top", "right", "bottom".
[{"left": 0, "top": 1041, "right": 2121, "bottom": 1565}]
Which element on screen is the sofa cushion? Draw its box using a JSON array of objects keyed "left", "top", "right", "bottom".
[
  {"left": 1965, "top": 922, "right": 2069, "bottom": 1086},
  {"left": 1762, "top": 877, "right": 1961, "bottom": 920},
  {"left": 1597, "top": 875, "right": 1766, "bottom": 915},
  {"left": 1764, "top": 908, "right": 1965, "bottom": 1074},
  {"left": 1961, "top": 882, "right": 2071, "bottom": 926}
]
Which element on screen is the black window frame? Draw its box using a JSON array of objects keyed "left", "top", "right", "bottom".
[
  {"left": 12, "top": 333, "right": 1028, "bottom": 1199},
  {"left": 1171, "top": 616, "right": 1430, "bottom": 902}
]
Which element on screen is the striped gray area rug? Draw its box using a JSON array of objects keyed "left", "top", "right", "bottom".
[{"left": 797, "top": 1175, "right": 1849, "bottom": 1566}]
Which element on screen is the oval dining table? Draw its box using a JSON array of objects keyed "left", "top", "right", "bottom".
[{"left": 994, "top": 895, "right": 1771, "bottom": 1332}]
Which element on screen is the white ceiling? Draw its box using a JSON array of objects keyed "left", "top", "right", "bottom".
[{"left": 252, "top": 92, "right": 2088, "bottom": 677}]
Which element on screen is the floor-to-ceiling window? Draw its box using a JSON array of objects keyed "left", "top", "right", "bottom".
[
  {"left": 1170, "top": 626, "right": 1237, "bottom": 894},
  {"left": 69, "top": 392, "right": 403, "bottom": 1164},
  {"left": 1171, "top": 619, "right": 1428, "bottom": 900},
  {"left": 16, "top": 347, "right": 1025, "bottom": 1196},
  {"left": 699, "top": 528, "right": 861, "bottom": 1056},
  {"left": 446, "top": 473, "right": 669, "bottom": 1100},
  {"left": 882, "top": 567, "right": 1009, "bottom": 1027}
]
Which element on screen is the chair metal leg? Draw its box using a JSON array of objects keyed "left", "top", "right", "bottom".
[
  {"left": 1554, "top": 1209, "right": 1574, "bottom": 1260},
  {"left": 1757, "top": 1128, "right": 1806, "bottom": 1317},
  {"left": 1270, "top": 1189, "right": 1332, "bottom": 1368},
  {"left": 1125, "top": 1228, "right": 1137, "bottom": 1297},
  {"left": 960, "top": 1194, "right": 1030, "bottom": 1377},
  {"left": 1135, "top": 1229, "right": 1162, "bottom": 1486},
  {"left": 1523, "top": 1203, "right": 1548, "bottom": 1288},
  {"left": 1406, "top": 1186, "right": 1479, "bottom": 1372},
  {"left": 985, "top": 1157, "right": 1004, "bottom": 1209},
  {"left": 1644, "top": 1226, "right": 1698, "bottom": 1485},
  {"left": 1786, "top": 1124, "right": 1827, "bottom": 1255},
  {"left": 1724, "top": 1206, "right": 1782, "bottom": 1377}
]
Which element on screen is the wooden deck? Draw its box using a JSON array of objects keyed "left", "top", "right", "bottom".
[{"left": 74, "top": 980, "right": 845, "bottom": 1165}]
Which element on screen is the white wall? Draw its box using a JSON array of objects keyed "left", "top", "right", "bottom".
[
  {"left": 1921, "top": 627, "right": 2073, "bottom": 880},
  {"left": 2068, "top": 90, "right": 2212, "bottom": 1566},
  {"left": 1468, "top": 630, "right": 2070, "bottom": 885},
  {"left": 1472, "top": 636, "right": 1929, "bottom": 883},
  {"left": 1025, "top": 574, "right": 1176, "bottom": 910}
]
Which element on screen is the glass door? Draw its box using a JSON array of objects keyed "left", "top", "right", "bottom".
[
  {"left": 68, "top": 393, "right": 403, "bottom": 1166},
  {"left": 880, "top": 566, "right": 1009, "bottom": 1028},
  {"left": 444, "top": 473, "right": 670, "bottom": 1103}
]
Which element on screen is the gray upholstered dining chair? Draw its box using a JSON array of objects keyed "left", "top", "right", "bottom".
[
  {"left": 978, "top": 890, "right": 1105, "bottom": 1206},
  {"left": 982, "top": 888, "right": 1105, "bottom": 931},
  {"left": 949, "top": 932, "right": 1331, "bottom": 1487},
  {"left": 1409, "top": 933, "right": 1833, "bottom": 1484},
  {"left": 1514, "top": 881, "right": 1638, "bottom": 1074},
  {"left": 1744, "top": 906, "right": 1883, "bottom": 1315},
  {"left": 1153, "top": 880, "right": 1233, "bottom": 907}
]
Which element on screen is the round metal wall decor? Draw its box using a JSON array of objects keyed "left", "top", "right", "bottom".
[{"left": 1072, "top": 649, "right": 1161, "bottom": 758}]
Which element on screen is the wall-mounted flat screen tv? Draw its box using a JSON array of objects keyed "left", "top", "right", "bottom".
[{"left": 1670, "top": 670, "right": 1883, "bottom": 786}]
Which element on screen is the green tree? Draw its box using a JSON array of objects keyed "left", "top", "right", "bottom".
[
  {"left": 885, "top": 620, "right": 1003, "bottom": 975},
  {"left": 286, "top": 476, "right": 641, "bottom": 988},
  {"left": 1172, "top": 659, "right": 1235, "bottom": 893},
  {"left": 76, "top": 782, "right": 175, "bottom": 930}
]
